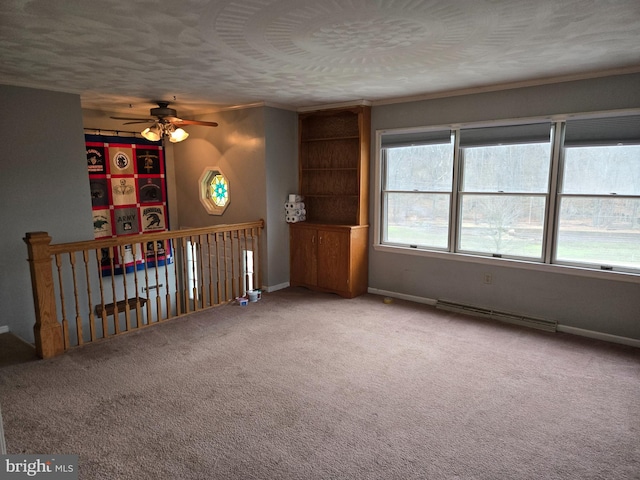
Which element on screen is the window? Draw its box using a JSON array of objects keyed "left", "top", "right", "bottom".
[
  {"left": 199, "top": 167, "right": 230, "bottom": 215},
  {"left": 381, "top": 130, "right": 454, "bottom": 249},
  {"left": 377, "top": 114, "right": 640, "bottom": 275},
  {"left": 457, "top": 124, "right": 552, "bottom": 259},
  {"left": 209, "top": 174, "right": 229, "bottom": 207},
  {"left": 556, "top": 116, "right": 640, "bottom": 271}
]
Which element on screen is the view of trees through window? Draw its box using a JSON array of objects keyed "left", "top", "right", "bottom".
[
  {"left": 384, "top": 143, "right": 453, "bottom": 249},
  {"left": 458, "top": 143, "right": 550, "bottom": 258},
  {"left": 381, "top": 120, "right": 640, "bottom": 273},
  {"left": 557, "top": 145, "right": 640, "bottom": 269}
]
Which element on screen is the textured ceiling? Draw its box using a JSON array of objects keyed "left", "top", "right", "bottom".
[{"left": 1, "top": 0, "right": 639, "bottom": 116}]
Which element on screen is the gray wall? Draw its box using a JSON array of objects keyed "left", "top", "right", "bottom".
[
  {"left": 264, "top": 107, "right": 298, "bottom": 289},
  {"left": 369, "top": 73, "right": 640, "bottom": 341},
  {"left": 0, "top": 85, "right": 93, "bottom": 342},
  {"left": 172, "top": 105, "right": 297, "bottom": 290}
]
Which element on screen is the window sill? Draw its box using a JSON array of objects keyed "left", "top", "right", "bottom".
[{"left": 373, "top": 243, "right": 640, "bottom": 284}]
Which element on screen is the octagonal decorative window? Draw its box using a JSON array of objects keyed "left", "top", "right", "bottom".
[{"left": 199, "top": 167, "right": 230, "bottom": 215}]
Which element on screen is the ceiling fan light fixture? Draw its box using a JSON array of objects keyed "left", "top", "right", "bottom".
[
  {"left": 169, "top": 127, "right": 189, "bottom": 143},
  {"left": 112, "top": 102, "right": 217, "bottom": 142},
  {"left": 141, "top": 124, "right": 162, "bottom": 142}
]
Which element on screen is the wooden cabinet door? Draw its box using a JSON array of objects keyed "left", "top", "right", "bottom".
[
  {"left": 317, "top": 229, "right": 350, "bottom": 292},
  {"left": 290, "top": 226, "right": 317, "bottom": 286}
]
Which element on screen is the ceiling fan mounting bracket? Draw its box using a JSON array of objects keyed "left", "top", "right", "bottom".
[{"left": 150, "top": 102, "right": 178, "bottom": 119}]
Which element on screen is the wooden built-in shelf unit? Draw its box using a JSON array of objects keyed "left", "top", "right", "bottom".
[
  {"left": 298, "top": 105, "right": 370, "bottom": 226},
  {"left": 290, "top": 105, "right": 371, "bottom": 298}
]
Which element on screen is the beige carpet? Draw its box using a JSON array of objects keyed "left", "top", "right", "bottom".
[{"left": 0, "top": 287, "right": 639, "bottom": 479}]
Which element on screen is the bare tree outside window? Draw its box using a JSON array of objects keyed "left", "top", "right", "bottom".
[
  {"left": 383, "top": 142, "right": 453, "bottom": 249},
  {"left": 458, "top": 143, "right": 551, "bottom": 258}
]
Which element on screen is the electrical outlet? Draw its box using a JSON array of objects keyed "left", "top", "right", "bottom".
[{"left": 483, "top": 273, "right": 492, "bottom": 284}]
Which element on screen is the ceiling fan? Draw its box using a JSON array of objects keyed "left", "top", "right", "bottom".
[{"left": 111, "top": 101, "right": 218, "bottom": 143}]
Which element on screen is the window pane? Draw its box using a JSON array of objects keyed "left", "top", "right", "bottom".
[
  {"left": 562, "top": 145, "right": 640, "bottom": 195},
  {"left": 458, "top": 195, "right": 546, "bottom": 258},
  {"left": 385, "top": 144, "right": 453, "bottom": 192},
  {"left": 384, "top": 192, "right": 450, "bottom": 249},
  {"left": 461, "top": 143, "right": 551, "bottom": 193},
  {"left": 210, "top": 174, "right": 229, "bottom": 207},
  {"left": 556, "top": 197, "right": 640, "bottom": 269}
]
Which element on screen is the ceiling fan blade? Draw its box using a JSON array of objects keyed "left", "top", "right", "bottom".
[
  {"left": 121, "top": 120, "right": 155, "bottom": 125},
  {"left": 111, "top": 115, "right": 154, "bottom": 121},
  {"left": 172, "top": 119, "right": 219, "bottom": 127}
]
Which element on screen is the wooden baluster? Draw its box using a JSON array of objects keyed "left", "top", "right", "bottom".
[
  {"left": 198, "top": 234, "right": 206, "bottom": 309},
  {"left": 207, "top": 234, "right": 214, "bottom": 307},
  {"left": 23, "top": 232, "right": 64, "bottom": 358},
  {"left": 68, "top": 251, "right": 83, "bottom": 346},
  {"left": 83, "top": 249, "right": 96, "bottom": 342},
  {"left": 191, "top": 236, "right": 199, "bottom": 310},
  {"left": 215, "top": 232, "right": 222, "bottom": 305},
  {"left": 247, "top": 228, "right": 253, "bottom": 293},
  {"left": 226, "top": 232, "right": 232, "bottom": 301},
  {"left": 237, "top": 229, "right": 243, "bottom": 296},
  {"left": 235, "top": 230, "right": 242, "bottom": 298},
  {"left": 164, "top": 239, "right": 172, "bottom": 319},
  {"left": 174, "top": 238, "right": 182, "bottom": 316},
  {"left": 237, "top": 229, "right": 244, "bottom": 296},
  {"left": 132, "top": 243, "right": 142, "bottom": 329},
  {"left": 251, "top": 227, "right": 262, "bottom": 288},
  {"left": 245, "top": 228, "right": 253, "bottom": 292},
  {"left": 181, "top": 237, "right": 190, "bottom": 313},
  {"left": 230, "top": 230, "right": 237, "bottom": 300},
  {"left": 54, "top": 253, "right": 70, "bottom": 350},
  {"left": 95, "top": 249, "right": 108, "bottom": 338},
  {"left": 108, "top": 247, "right": 120, "bottom": 334},
  {"left": 142, "top": 242, "right": 151, "bottom": 325},
  {"left": 118, "top": 245, "right": 131, "bottom": 332},
  {"left": 242, "top": 228, "right": 253, "bottom": 292},
  {"left": 153, "top": 240, "right": 162, "bottom": 322},
  {"left": 244, "top": 228, "right": 251, "bottom": 294}
]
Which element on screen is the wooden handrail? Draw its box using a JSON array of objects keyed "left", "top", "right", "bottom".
[
  {"left": 46, "top": 220, "right": 265, "bottom": 255},
  {"left": 24, "top": 220, "right": 264, "bottom": 358}
]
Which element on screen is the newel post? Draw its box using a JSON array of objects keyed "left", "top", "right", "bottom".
[{"left": 24, "top": 232, "right": 64, "bottom": 358}]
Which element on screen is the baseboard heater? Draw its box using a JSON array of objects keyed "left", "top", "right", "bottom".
[{"left": 435, "top": 300, "right": 557, "bottom": 333}]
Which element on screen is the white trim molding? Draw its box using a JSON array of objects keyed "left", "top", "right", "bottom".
[{"left": 368, "top": 288, "right": 640, "bottom": 348}]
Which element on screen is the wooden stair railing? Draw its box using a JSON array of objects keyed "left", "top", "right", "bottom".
[{"left": 24, "top": 221, "right": 264, "bottom": 358}]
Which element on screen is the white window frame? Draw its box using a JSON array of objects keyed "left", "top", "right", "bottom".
[
  {"left": 380, "top": 129, "right": 455, "bottom": 252},
  {"left": 553, "top": 119, "right": 640, "bottom": 274},
  {"left": 373, "top": 112, "right": 640, "bottom": 284}
]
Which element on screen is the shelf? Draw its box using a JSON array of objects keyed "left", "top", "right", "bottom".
[
  {"left": 301, "top": 194, "right": 360, "bottom": 198},
  {"left": 301, "top": 167, "right": 358, "bottom": 172},
  {"left": 298, "top": 105, "right": 370, "bottom": 226},
  {"left": 301, "top": 135, "right": 360, "bottom": 142}
]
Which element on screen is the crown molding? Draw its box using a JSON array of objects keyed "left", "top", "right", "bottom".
[
  {"left": 297, "top": 99, "right": 372, "bottom": 113},
  {"left": 372, "top": 65, "right": 640, "bottom": 107}
]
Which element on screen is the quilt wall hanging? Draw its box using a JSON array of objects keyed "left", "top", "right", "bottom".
[{"left": 86, "top": 134, "right": 171, "bottom": 274}]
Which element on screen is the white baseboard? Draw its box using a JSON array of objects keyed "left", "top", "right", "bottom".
[
  {"left": 0, "top": 326, "right": 9, "bottom": 334},
  {"left": 367, "top": 288, "right": 437, "bottom": 306},
  {"left": 264, "top": 282, "right": 290, "bottom": 293},
  {"left": 368, "top": 288, "right": 639, "bottom": 348},
  {"left": 557, "top": 325, "right": 640, "bottom": 348}
]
